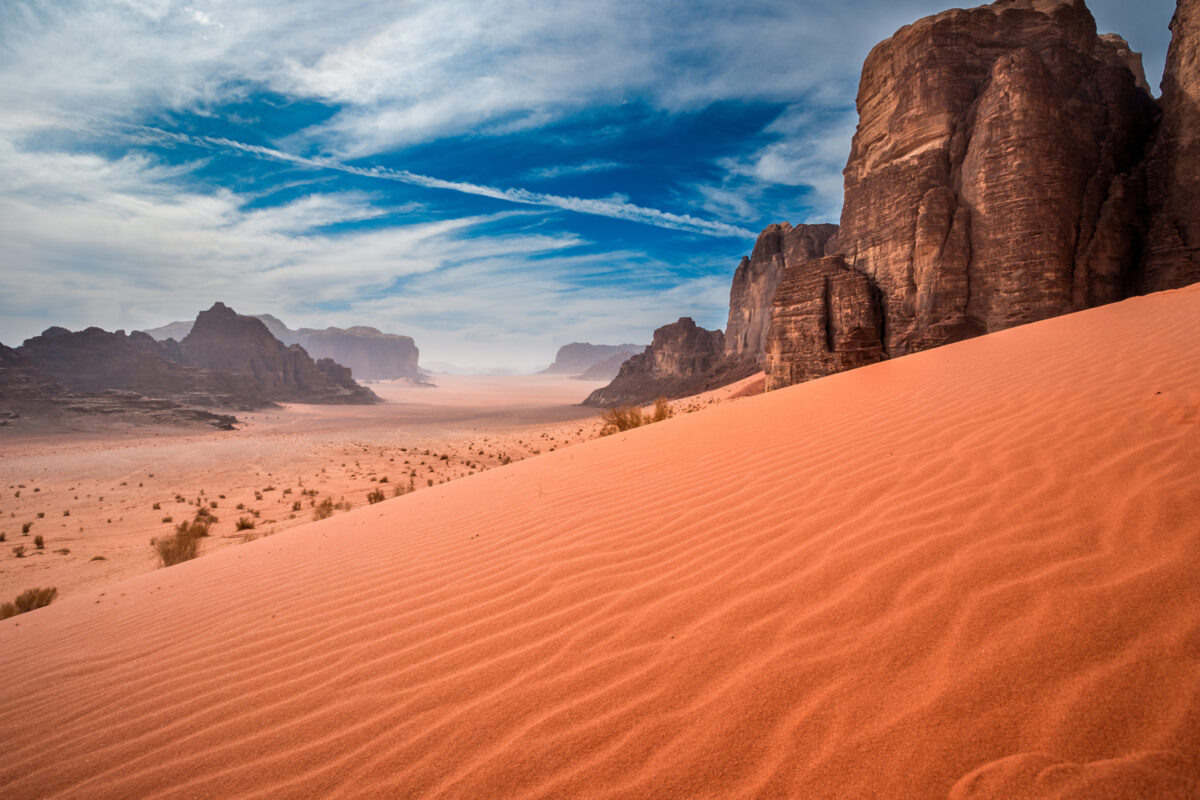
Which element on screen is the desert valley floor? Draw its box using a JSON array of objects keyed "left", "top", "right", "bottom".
[{"left": 1, "top": 286, "right": 1199, "bottom": 798}]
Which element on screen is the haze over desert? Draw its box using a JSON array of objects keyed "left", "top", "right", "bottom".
[{"left": 3, "top": 0, "right": 1199, "bottom": 797}]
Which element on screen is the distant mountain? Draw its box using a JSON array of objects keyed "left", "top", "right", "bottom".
[
  {"left": 539, "top": 343, "right": 642, "bottom": 377},
  {"left": 145, "top": 314, "right": 420, "bottom": 381},
  {"left": 178, "top": 303, "right": 379, "bottom": 405}
]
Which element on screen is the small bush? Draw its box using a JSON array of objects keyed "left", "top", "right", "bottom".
[
  {"left": 0, "top": 587, "right": 57, "bottom": 620},
  {"left": 34, "top": 535, "right": 44, "bottom": 550},
  {"left": 13, "top": 545, "right": 25, "bottom": 558},
  {"left": 367, "top": 488, "right": 385, "bottom": 504},
  {"left": 152, "top": 502, "right": 161, "bottom": 510},
  {"left": 62, "top": 510, "right": 70, "bottom": 517},
  {"left": 155, "top": 530, "right": 200, "bottom": 567},
  {"left": 652, "top": 396, "right": 671, "bottom": 422},
  {"left": 21, "top": 522, "right": 32, "bottom": 535},
  {"left": 162, "top": 516, "right": 173, "bottom": 523},
  {"left": 36, "top": 512, "right": 45, "bottom": 519},
  {"left": 313, "top": 496, "right": 334, "bottom": 521},
  {"left": 235, "top": 517, "right": 256, "bottom": 531},
  {"left": 600, "top": 405, "right": 647, "bottom": 434},
  {"left": 0, "top": 533, "right": 5, "bottom": 542},
  {"left": 291, "top": 500, "right": 302, "bottom": 511}
]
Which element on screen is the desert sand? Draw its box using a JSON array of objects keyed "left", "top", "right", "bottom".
[
  {"left": 1, "top": 287, "right": 1199, "bottom": 798},
  {"left": 0, "top": 374, "right": 613, "bottom": 599}
]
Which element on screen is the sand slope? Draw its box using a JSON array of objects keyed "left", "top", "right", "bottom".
[{"left": 2, "top": 287, "right": 1199, "bottom": 799}]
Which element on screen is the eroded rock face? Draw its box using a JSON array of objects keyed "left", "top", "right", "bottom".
[
  {"left": 583, "top": 318, "right": 753, "bottom": 406},
  {"left": 18, "top": 326, "right": 269, "bottom": 409},
  {"left": 1140, "top": 0, "right": 1200, "bottom": 292},
  {"left": 179, "top": 303, "right": 379, "bottom": 405},
  {"left": 147, "top": 315, "right": 422, "bottom": 381},
  {"left": 764, "top": 256, "right": 885, "bottom": 390},
  {"left": 725, "top": 223, "right": 839, "bottom": 364},
  {"left": 540, "top": 343, "right": 643, "bottom": 376},
  {"left": 839, "top": 0, "right": 1156, "bottom": 357}
]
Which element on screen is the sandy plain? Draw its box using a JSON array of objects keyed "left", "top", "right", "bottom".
[{"left": 1, "top": 287, "right": 1198, "bottom": 798}]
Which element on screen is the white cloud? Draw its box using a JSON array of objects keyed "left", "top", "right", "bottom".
[
  {"left": 0, "top": 138, "right": 733, "bottom": 369},
  {"left": 524, "top": 161, "right": 624, "bottom": 181}
]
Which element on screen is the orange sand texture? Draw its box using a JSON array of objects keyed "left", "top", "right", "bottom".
[{"left": 2, "top": 286, "right": 1199, "bottom": 798}]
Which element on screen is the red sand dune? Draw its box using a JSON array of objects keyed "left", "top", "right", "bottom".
[{"left": 2, "top": 286, "right": 1199, "bottom": 799}]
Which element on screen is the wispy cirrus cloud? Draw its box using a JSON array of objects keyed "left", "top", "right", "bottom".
[{"left": 125, "top": 124, "right": 756, "bottom": 238}]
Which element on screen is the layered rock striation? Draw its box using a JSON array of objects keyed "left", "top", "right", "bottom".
[{"left": 764, "top": 257, "right": 885, "bottom": 390}]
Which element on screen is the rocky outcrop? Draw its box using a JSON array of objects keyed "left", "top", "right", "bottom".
[
  {"left": 0, "top": 343, "right": 237, "bottom": 430},
  {"left": 1140, "top": 0, "right": 1200, "bottom": 292},
  {"left": 583, "top": 318, "right": 756, "bottom": 406},
  {"left": 837, "top": 0, "right": 1156, "bottom": 359},
  {"left": 576, "top": 351, "right": 639, "bottom": 381},
  {"left": 764, "top": 256, "right": 885, "bottom": 390},
  {"left": 179, "top": 303, "right": 379, "bottom": 405},
  {"left": 540, "top": 343, "right": 643, "bottom": 376},
  {"left": 149, "top": 315, "right": 422, "bottom": 381},
  {"left": 18, "top": 326, "right": 270, "bottom": 409},
  {"left": 725, "top": 223, "right": 839, "bottom": 364}
]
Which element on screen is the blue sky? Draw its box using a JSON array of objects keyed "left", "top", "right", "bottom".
[{"left": 0, "top": 0, "right": 1176, "bottom": 370}]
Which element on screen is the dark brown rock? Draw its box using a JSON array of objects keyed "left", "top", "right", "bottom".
[
  {"left": 725, "top": 223, "right": 839, "bottom": 364},
  {"left": 179, "top": 303, "right": 379, "bottom": 405},
  {"left": 18, "top": 326, "right": 270, "bottom": 409},
  {"left": 1139, "top": 0, "right": 1200, "bottom": 292},
  {"left": 839, "top": 0, "right": 1156, "bottom": 358},
  {"left": 583, "top": 318, "right": 755, "bottom": 406},
  {"left": 764, "top": 256, "right": 885, "bottom": 390}
]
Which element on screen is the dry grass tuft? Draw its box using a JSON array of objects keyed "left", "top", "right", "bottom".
[{"left": 0, "top": 587, "right": 57, "bottom": 620}]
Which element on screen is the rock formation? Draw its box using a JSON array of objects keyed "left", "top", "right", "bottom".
[
  {"left": 0, "top": 342, "right": 237, "bottom": 430},
  {"left": 583, "top": 318, "right": 755, "bottom": 406},
  {"left": 148, "top": 315, "right": 422, "bottom": 381},
  {"left": 725, "top": 223, "right": 839, "bottom": 365},
  {"left": 179, "top": 303, "right": 379, "bottom": 405},
  {"left": 540, "top": 343, "right": 643, "bottom": 377},
  {"left": 764, "top": 256, "right": 885, "bottom": 390},
  {"left": 1140, "top": 0, "right": 1200, "bottom": 292},
  {"left": 576, "top": 351, "right": 639, "bottom": 381},
  {"left": 838, "top": 0, "right": 1156, "bottom": 359},
  {"left": 18, "top": 326, "right": 269, "bottom": 409}
]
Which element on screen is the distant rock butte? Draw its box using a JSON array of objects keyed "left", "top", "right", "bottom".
[
  {"left": 147, "top": 314, "right": 421, "bottom": 381},
  {"left": 540, "top": 343, "right": 643, "bottom": 377},
  {"left": 179, "top": 303, "right": 379, "bottom": 405}
]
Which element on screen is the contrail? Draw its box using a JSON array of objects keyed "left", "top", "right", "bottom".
[{"left": 125, "top": 125, "right": 757, "bottom": 239}]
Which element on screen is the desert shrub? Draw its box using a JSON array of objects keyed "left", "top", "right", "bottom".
[
  {"left": 152, "top": 502, "right": 161, "bottom": 510},
  {"left": 162, "top": 516, "right": 173, "bottom": 523},
  {"left": 652, "top": 396, "right": 672, "bottom": 422},
  {"left": 379, "top": 476, "right": 389, "bottom": 484},
  {"left": 34, "top": 535, "right": 44, "bottom": 550},
  {"left": 62, "top": 510, "right": 69, "bottom": 517},
  {"left": 175, "top": 519, "right": 210, "bottom": 538},
  {"left": 36, "top": 512, "right": 44, "bottom": 519},
  {"left": 194, "top": 506, "right": 217, "bottom": 525},
  {"left": 600, "top": 405, "right": 647, "bottom": 434},
  {"left": 155, "top": 531, "right": 200, "bottom": 567},
  {"left": 235, "top": 517, "right": 256, "bottom": 531},
  {"left": 291, "top": 500, "right": 302, "bottom": 511},
  {"left": 313, "top": 496, "right": 334, "bottom": 521},
  {"left": 0, "top": 533, "right": 5, "bottom": 542},
  {"left": 21, "top": 522, "right": 32, "bottom": 534},
  {"left": 13, "top": 545, "right": 25, "bottom": 558},
  {"left": 0, "top": 587, "right": 57, "bottom": 620},
  {"left": 367, "top": 488, "right": 385, "bottom": 505}
]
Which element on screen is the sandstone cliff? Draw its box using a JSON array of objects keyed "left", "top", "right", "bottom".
[
  {"left": 725, "top": 223, "right": 839, "bottom": 364},
  {"left": 1140, "top": 0, "right": 1200, "bottom": 292},
  {"left": 764, "top": 256, "right": 885, "bottom": 390},
  {"left": 540, "top": 343, "right": 643, "bottom": 377},
  {"left": 583, "top": 318, "right": 757, "bottom": 406},
  {"left": 179, "top": 303, "right": 379, "bottom": 405},
  {"left": 838, "top": 0, "right": 1156, "bottom": 359}
]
